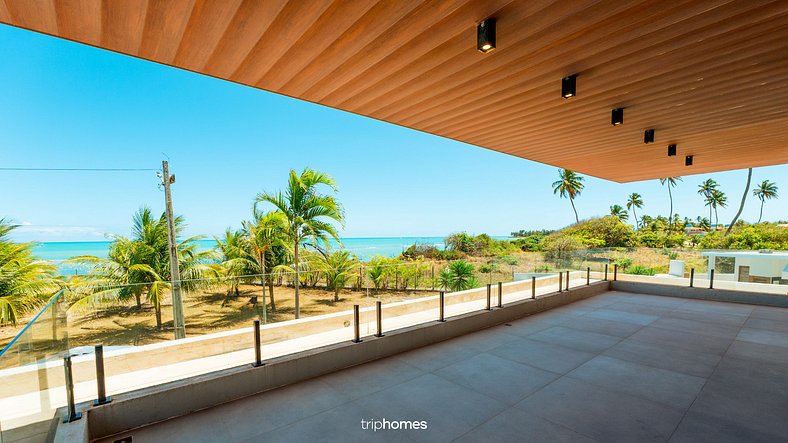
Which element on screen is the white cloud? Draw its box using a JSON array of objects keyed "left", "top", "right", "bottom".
[{"left": 11, "top": 224, "right": 109, "bottom": 241}]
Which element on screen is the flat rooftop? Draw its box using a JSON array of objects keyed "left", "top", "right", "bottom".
[{"left": 98, "top": 290, "right": 788, "bottom": 442}]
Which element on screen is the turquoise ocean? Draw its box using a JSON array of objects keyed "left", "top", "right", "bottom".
[{"left": 34, "top": 237, "right": 508, "bottom": 275}]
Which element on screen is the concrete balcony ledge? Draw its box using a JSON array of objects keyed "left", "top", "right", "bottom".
[{"left": 55, "top": 280, "right": 609, "bottom": 442}]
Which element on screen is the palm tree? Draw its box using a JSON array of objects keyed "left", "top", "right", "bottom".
[
  {"left": 69, "top": 208, "right": 212, "bottom": 330},
  {"left": 438, "top": 260, "right": 478, "bottom": 292},
  {"left": 243, "top": 209, "right": 289, "bottom": 311},
  {"left": 256, "top": 168, "right": 344, "bottom": 319},
  {"left": 0, "top": 219, "right": 61, "bottom": 324},
  {"left": 753, "top": 180, "right": 778, "bottom": 223},
  {"left": 659, "top": 177, "right": 682, "bottom": 231},
  {"left": 552, "top": 169, "right": 585, "bottom": 224},
  {"left": 695, "top": 216, "right": 711, "bottom": 232},
  {"left": 609, "top": 205, "right": 629, "bottom": 222},
  {"left": 727, "top": 168, "right": 752, "bottom": 235},
  {"left": 213, "top": 228, "right": 255, "bottom": 306},
  {"left": 318, "top": 250, "right": 358, "bottom": 302},
  {"left": 626, "top": 193, "right": 644, "bottom": 228},
  {"left": 697, "top": 179, "right": 719, "bottom": 222},
  {"left": 707, "top": 189, "right": 728, "bottom": 228}
]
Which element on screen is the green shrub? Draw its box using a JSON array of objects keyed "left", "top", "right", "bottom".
[
  {"left": 613, "top": 258, "right": 633, "bottom": 270},
  {"left": 628, "top": 265, "right": 656, "bottom": 276}
]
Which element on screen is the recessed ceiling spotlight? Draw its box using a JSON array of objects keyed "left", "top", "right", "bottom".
[
  {"left": 561, "top": 75, "right": 577, "bottom": 98},
  {"left": 685, "top": 155, "right": 694, "bottom": 166},
  {"left": 611, "top": 108, "right": 624, "bottom": 126},
  {"left": 668, "top": 144, "right": 677, "bottom": 156},
  {"left": 644, "top": 129, "right": 655, "bottom": 143},
  {"left": 477, "top": 19, "right": 496, "bottom": 53}
]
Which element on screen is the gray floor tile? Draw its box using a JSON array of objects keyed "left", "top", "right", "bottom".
[
  {"left": 736, "top": 328, "right": 788, "bottom": 348},
  {"left": 319, "top": 356, "right": 425, "bottom": 401},
  {"left": 677, "top": 300, "right": 753, "bottom": 317},
  {"left": 489, "top": 337, "right": 596, "bottom": 375},
  {"left": 648, "top": 316, "right": 741, "bottom": 339},
  {"left": 603, "top": 338, "right": 722, "bottom": 378},
  {"left": 749, "top": 307, "right": 788, "bottom": 322},
  {"left": 670, "top": 410, "right": 783, "bottom": 443},
  {"left": 664, "top": 308, "right": 748, "bottom": 327},
  {"left": 516, "top": 377, "right": 685, "bottom": 442},
  {"left": 528, "top": 326, "right": 621, "bottom": 353},
  {"left": 498, "top": 316, "right": 555, "bottom": 338},
  {"left": 567, "top": 355, "right": 706, "bottom": 410},
  {"left": 249, "top": 402, "right": 409, "bottom": 443},
  {"left": 394, "top": 339, "right": 484, "bottom": 372},
  {"left": 352, "top": 373, "right": 507, "bottom": 442},
  {"left": 743, "top": 317, "right": 788, "bottom": 333},
  {"left": 601, "top": 301, "right": 675, "bottom": 317},
  {"left": 455, "top": 407, "right": 598, "bottom": 443},
  {"left": 627, "top": 325, "right": 733, "bottom": 355},
  {"left": 724, "top": 339, "right": 788, "bottom": 365},
  {"left": 563, "top": 315, "right": 644, "bottom": 338},
  {"left": 435, "top": 353, "right": 558, "bottom": 405},
  {"left": 688, "top": 378, "right": 788, "bottom": 439},
  {"left": 584, "top": 308, "right": 658, "bottom": 326}
]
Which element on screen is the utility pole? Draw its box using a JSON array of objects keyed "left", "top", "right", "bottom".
[{"left": 160, "top": 161, "right": 186, "bottom": 339}]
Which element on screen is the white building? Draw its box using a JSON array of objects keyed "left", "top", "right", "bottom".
[{"left": 702, "top": 250, "right": 788, "bottom": 285}]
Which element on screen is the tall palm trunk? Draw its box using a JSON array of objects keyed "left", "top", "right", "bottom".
[
  {"left": 726, "top": 168, "right": 752, "bottom": 235},
  {"left": 268, "top": 277, "right": 276, "bottom": 311},
  {"left": 294, "top": 240, "right": 300, "bottom": 319},
  {"left": 667, "top": 186, "right": 674, "bottom": 232},
  {"left": 632, "top": 208, "right": 638, "bottom": 229},
  {"left": 758, "top": 200, "right": 765, "bottom": 223},
  {"left": 134, "top": 293, "right": 142, "bottom": 309},
  {"left": 570, "top": 197, "right": 579, "bottom": 223}
]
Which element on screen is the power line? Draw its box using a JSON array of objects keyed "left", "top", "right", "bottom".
[{"left": 0, "top": 167, "right": 157, "bottom": 172}]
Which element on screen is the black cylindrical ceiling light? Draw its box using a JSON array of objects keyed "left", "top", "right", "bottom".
[
  {"left": 611, "top": 108, "right": 624, "bottom": 126},
  {"left": 477, "top": 18, "right": 496, "bottom": 53},
  {"left": 644, "top": 129, "right": 654, "bottom": 143},
  {"left": 561, "top": 75, "right": 577, "bottom": 98},
  {"left": 685, "top": 155, "right": 694, "bottom": 166},
  {"left": 668, "top": 144, "right": 677, "bottom": 156}
]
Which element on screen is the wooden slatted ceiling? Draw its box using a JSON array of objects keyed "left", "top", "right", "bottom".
[{"left": 1, "top": 0, "right": 787, "bottom": 182}]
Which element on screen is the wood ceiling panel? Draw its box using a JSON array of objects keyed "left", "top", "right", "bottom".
[
  {"left": 138, "top": 0, "right": 195, "bottom": 62},
  {"left": 1, "top": 0, "right": 786, "bottom": 182},
  {"left": 54, "top": 0, "right": 101, "bottom": 44}
]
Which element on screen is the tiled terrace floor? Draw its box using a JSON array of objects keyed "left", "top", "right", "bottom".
[{"left": 98, "top": 291, "right": 788, "bottom": 443}]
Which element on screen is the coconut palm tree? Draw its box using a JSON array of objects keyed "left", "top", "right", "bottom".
[
  {"left": 609, "top": 205, "right": 629, "bottom": 222},
  {"left": 552, "top": 169, "right": 585, "bottom": 224},
  {"left": 626, "top": 193, "right": 644, "bottom": 228},
  {"left": 69, "top": 208, "right": 213, "bottom": 330},
  {"left": 727, "top": 168, "right": 752, "bottom": 235},
  {"left": 697, "top": 179, "right": 719, "bottom": 223},
  {"left": 243, "top": 209, "right": 289, "bottom": 311},
  {"left": 659, "top": 177, "right": 682, "bottom": 231},
  {"left": 317, "top": 250, "right": 358, "bottom": 302},
  {"left": 695, "top": 216, "right": 711, "bottom": 232},
  {"left": 706, "top": 189, "right": 727, "bottom": 228},
  {"left": 213, "top": 228, "right": 255, "bottom": 306},
  {"left": 255, "top": 168, "right": 344, "bottom": 319},
  {"left": 753, "top": 180, "right": 778, "bottom": 223},
  {"left": 0, "top": 219, "right": 61, "bottom": 325}
]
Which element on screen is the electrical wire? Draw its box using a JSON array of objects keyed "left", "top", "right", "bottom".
[{"left": 0, "top": 167, "right": 157, "bottom": 171}]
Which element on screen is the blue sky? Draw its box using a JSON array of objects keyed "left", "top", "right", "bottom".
[{"left": 1, "top": 24, "right": 785, "bottom": 242}]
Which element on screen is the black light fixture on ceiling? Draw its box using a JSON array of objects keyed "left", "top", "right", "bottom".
[
  {"left": 611, "top": 108, "right": 624, "bottom": 126},
  {"left": 685, "top": 155, "right": 694, "bottom": 166},
  {"left": 477, "top": 18, "right": 496, "bottom": 53},
  {"left": 561, "top": 75, "right": 577, "bottom": 98},
  {"left": 668, "top": 144, "right": 677, "bottom": 156},
  {"left": 644, "top": 129, "right": 655, "bottom": 143}
]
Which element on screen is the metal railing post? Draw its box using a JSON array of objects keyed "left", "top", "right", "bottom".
[
  {"left": 375, "top": 301, "right": 384, "bottom": 337},
  {"left": 252, "top": 320, "right": 264, "bottom": 367},
  {"left": 689, "top": 268, "right": 695, "bottom": 287},
  {"left": 93, "top": 345, "right": 112, "bottom": 406},
  {"left": 486, "top": 284, "right": 492, "bottom": 310},
  {"left": 352, "top": 305, "right": 362, "bottom": 343},
  {"left": 63, "top": 355, "right": 82, "bottom": 422},
  {"left": 586, "top": 267, "right": 590, "bottom": 285},
  {"left": 438, "top": 291, "right": 445, "bottom": 322},
  {"left": 614, "top": 264, "right": 618, "bottom": 281},
  {"left": 604, "top": 263, "right": 608, "bottom": 281},
  {"left": 565, "top": 271, "right": 570, "bottom": 290},
  {"left": 531, "top": 276, "right": 536, "bottom": 299},
  {"left": 497, "top": 282, "right": 503, "bottom": 308},
  {"left": 709, "top": 269, "right": 714, "bottom": 289},
  {"left": 558, "top": 272, "right": 563, "bottom": 292}
]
